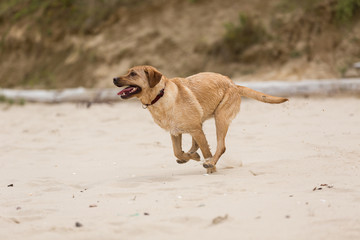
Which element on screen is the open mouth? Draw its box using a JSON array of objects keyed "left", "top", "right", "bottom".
[{"left": 117, "top": 85, "right": 142, "bottom": 99}]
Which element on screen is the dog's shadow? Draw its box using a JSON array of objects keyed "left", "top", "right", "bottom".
[{"left": 119, "top": 165, "right": 236, "bottom": 184}]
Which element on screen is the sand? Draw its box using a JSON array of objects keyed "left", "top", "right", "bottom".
[{"left": 1, "top": 97, "right": 360, "bottom": 240}]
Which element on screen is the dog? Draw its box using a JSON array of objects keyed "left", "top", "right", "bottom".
[{"left": 113, "top": 65, "right": 288, "bottom": 173}]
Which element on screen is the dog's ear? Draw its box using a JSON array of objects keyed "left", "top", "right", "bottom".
[{"left": 144, "top": 67, "right": 162, "bottom": 88}]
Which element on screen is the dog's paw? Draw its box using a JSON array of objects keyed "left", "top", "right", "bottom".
[
  {"left": 176, "top": 159, "right": 189, "bottom": 164},
  {"left": 206, "top": 166, "right": 217, "bottom": 174},
  {"left": 189, "top": 152, "right": 200, "bottom": 161},
  {"left": 203, "top": 160, "right": 215, "bottom": 169}
]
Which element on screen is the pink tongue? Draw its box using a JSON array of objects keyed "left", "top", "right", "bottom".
[{"left": 118, "top": 86, "right": 135, "bottom": 95}]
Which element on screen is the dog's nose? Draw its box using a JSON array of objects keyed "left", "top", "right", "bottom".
[{"left": 113, "top": 77, "right": 118, "bottom": 84}]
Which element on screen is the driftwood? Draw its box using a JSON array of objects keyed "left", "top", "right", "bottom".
[
  {"left": 0, "top": 88, "right": 118, "bottom": 103},
  {"left": 0, "top": 79, "right": 359, "bottom": 103},
  {"left": 242, "top": 78, "right": 360, "bottom": 97}
]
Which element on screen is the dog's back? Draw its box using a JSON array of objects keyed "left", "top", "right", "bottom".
[{"left": 183, "top": 72, "right": 236, "bottom": 119}]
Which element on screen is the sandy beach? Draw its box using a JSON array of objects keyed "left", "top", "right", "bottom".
[{"left": 1, "top": 97, "right": 360, "bottom": 240}]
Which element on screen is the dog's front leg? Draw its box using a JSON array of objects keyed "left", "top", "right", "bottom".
[
  {"left": 171, "top": 134, "right": 199, "bottom": 164},
  {"left": 185, "top": 137, "right": 200, "bottom": 161},
  {"left": 188, "top": 137, "right": 199, "bottom": 152},
  {"left": 171, "top": 134, "right": 190, "bottom": 164}
]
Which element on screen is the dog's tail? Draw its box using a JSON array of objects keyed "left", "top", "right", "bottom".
[{"left": 237, "top": 86, "right": 288, "bottom": 104}]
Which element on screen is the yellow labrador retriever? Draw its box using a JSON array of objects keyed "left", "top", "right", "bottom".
[{"left": 113, "top": 65, "right": 288, "bottom": 173}]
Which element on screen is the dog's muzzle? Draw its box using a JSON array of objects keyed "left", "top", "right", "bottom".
[{"left": 113, "top": 77, "right": 120, "bottom": 86}]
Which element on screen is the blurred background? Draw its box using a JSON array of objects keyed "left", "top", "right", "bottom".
[{"left": 0, "top": 0, "right": 359, "bottom": 89}]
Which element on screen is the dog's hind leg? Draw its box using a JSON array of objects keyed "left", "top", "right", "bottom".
[
  {"left": 203, "top": 115, "right": 231, "bottom": 170},
  {"left": 190, "top": 129, "right": 212, "bottom": 158},
  {"left": 171, "top": 134, "right": 200, "bottom": 164},
  {"left": 190, "top": 128, "right": 215, "bottom": 173},
  {"left": 203, "top": 88, "right": 241, "bottom": 171}
]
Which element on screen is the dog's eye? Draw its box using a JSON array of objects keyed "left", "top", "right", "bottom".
[{"left": 129, "top": 71, "right": 137, "bottom": 77}]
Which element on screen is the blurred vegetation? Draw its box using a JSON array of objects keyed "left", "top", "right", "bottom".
[
  {"left": 275, "top": 0, "right": 320, "bottom": 13},
  {"left": 0, "top": 95, "right": 25, "bottom": 105},
  {"left": 215, "top": 0, "right": 360, "bottom": 63},
  {"left": 335, "top": 0, "right": 360, "bottom": 23},
  {"left": 275, "top": 0, "right": 360, "bottom": 24},
  {"left": 0, "top": 0, "right": 359, "bottom": 89},
  {"left": 0, "top": 0, "right": 144, "bottom": 36},
  {"left": 0, "top": 0, "right": 137, "bottom": 88},
  {"left": 223, "top": 14, "right": 268, "bottom": 57}
]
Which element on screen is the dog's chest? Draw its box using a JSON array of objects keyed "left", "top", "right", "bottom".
[{"left": 148, "top": 107, "right": 184, "bottom": 135}]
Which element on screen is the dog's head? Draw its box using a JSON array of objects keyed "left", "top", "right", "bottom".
[{"left": 113, "top": 66, "right": 163, "bottom": 99}]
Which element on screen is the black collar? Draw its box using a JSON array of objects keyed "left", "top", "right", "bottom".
[{"left": 142, "top": 88, "right": 165, "bottom": 109}]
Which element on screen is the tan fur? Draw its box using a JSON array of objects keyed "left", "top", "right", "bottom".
[{"left": 114, "top": 66, "right": 288, "bottom": 173}]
